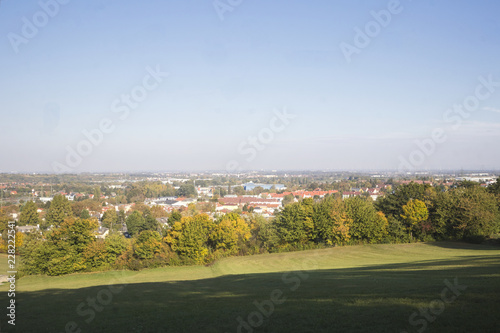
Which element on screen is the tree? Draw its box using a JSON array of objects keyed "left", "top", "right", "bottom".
[
  {"left": 210, "top": 213, "right": 250, "bottom": 255},
  {"left": 21, "top": 217, "right": 98, "bottom": 275},
  {"left": 401, "top": 199, "right": 429, "bottom": 240},
  {"left": 102, "top": 209, "right": 118, "bottom": 230},
  {"left": 19, "top": 201, "right": 39, "bottom": 226},
  {"left": 104, "top": 233, "right": 129, "bottom": 264},
  {"left": 274, "top": 199, "right": 315, "bottom": 246},
  {"left": 345, "top": 197, "right": 388, "bottom": 243},
  {"left": 375, "top": 182, "right": 430, "bottom": 220},
  {"left": 125, "top": 211, "right": 146, "bottom": 237},
  {"left": 176, "top": 183, "right": 197, "bottom": 198},
  {"left": 245, "top": 213, "right": 279, "bottom": 252},
  {"left": 150, "top": 205, "right": 168, "bottom": 218},
  {"left": 232, "top": 186, "right": 245, "bottom": 196},
  {"left": 93, "top": 187, "right": 102, "bottom": 201},
  {"left": 164, "top": 214, "right": 214, "bottom": 264},
  {"left": 80, "top": 209, "right": 91, "bottom": 219},
  {"left": 71, "top": 199, "right": 102, "bottom": 217},
  {"left": 169, "top": 210, "right": 182, "bottom": 224},
  {"left": 134, "top": 230, "right": 163, "bottom": 259},
  {"left": 82, "top": 240, "right": 107, "bottom": 269},
  {"left": 50, "top": 217, "right": 98, "bottom": 253},
  {"left": 434, "top": 187, "right": 500, "bottom": 240},
  {"left": 487, "top": 177, "right": 500, "bottom": 195},
  {"left": 252, "top": 186, "right": 265, "bottom": 195},
  {"left": 45, "top": 194, "right": 73, "bottom": 227},
  {"left": 282, "top": 194, "right": 295, "bottom": 207},
  {"left": 126, "top": 186, "right": 145, "bottom": 203},
  {"left": 187, "top": 203, "right": 198, "bottom": 216},
  {"left": 117, "top": 210, "right": 126, "bottom": 225},
  {"left": 125, "top": 211, "right": 159, "bottom": 237},
  {"left": 320, "top": 198, "right": 351, "bottom": 245}
]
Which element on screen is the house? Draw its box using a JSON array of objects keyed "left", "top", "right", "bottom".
[
  {"left": 218, "top": 196, "right": 281, "bottom": 215},
  {"left": 95, "top": 227, "right": 110, "bottom": 239},
  {"left": 215, "top": 203, "right": 240, "bottom": 212},
  {"left": 342, "top": 191, "right": 363, "bottom": 199},
  {"left": 243, "top": 182, "right": 286, "bottom": 191},
  {"left": 196, "top": 187, "right": 213, "bottom": 197},
  {"left": 156, "top": 217, "right": 170, "bottom": 228},
  {"left": 172, "top": 198, "right": 197, "bottom": 208},
  {"left": 262, "top": 190, "right": 338, "bottom": 200},
  {"left": 16, "top": 225, "right": 40, "bottom": 233}
]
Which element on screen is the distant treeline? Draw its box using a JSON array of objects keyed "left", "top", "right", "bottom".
[{"left": 13, "top": 179, "right": 500, "bottom": 276}]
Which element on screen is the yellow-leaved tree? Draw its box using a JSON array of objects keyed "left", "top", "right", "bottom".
[{"left": 401, "top": 199, "right": 429, "bottom": 240}]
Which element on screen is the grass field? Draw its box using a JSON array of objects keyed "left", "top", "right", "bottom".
[
  {"left": 0, "top": 254, "right": 8, "bottom": 274},
  {"left": 1, "top": 242, "right": 499, "bottom": 332}
]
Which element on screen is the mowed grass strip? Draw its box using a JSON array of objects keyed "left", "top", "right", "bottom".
[{"left": 0, "top": 242, "right": 499, "bottom": 332}]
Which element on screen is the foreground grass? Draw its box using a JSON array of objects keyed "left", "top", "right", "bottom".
[{"left": 0, "top": 242, "right": 499, "bottom": 332}]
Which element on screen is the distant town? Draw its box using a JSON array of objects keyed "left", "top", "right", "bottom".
[{"left": 1, "top": 170, "right": 497, "bottom": 238}]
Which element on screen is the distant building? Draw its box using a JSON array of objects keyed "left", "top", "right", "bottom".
[
  {"left": 156, "top": 217, "right": 170, "bottom": 228},
  {"left": 243, "top": 182, "right": 286, "bottom": 191},
  {"left": 16, "top": 225, "right": 40, "bottom": 233},
  {"left": 95, "top": 227, "right": 110, "bottom": 239}
]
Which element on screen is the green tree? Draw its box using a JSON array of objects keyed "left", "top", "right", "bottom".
[
  {"left": 169, "top": 210, "right": 182, "bottom": 225},
  {"left": 104, "top": 233, "right": 129, "bottom": 263},
  {"left": 45, "top": 194, "right": 73, "bottom": 228},
  {"left": 80, "top": 209, "right": 91, "bottom": 219},
  {"left": 125, "top": 211, "right": 159, "bottom": 237},
  {"left": 487, "top": 177, "right": 500, "bottom": 195},
  {"left": 134, "top": 230, "right": 162, "bottom": 259},
  {"left": 102, "top": 209, "right": 118, "bottom": 230},
  {"left": 232, "top": 186, "right": 245, "bottom": 196},
  {"left": 245, "top": 213, "right": 279, "bottom": 252},
  {"left": 274, "top": 199, "right": 315, "bottom": 246},
  {"left": 345, "top": 197, "right": 388, "bottom": 243},
  {"left": 282, "top": 194, "right": 295, "bottom": 207},
  {"left": 117, "top": 210, "right": 126, "bottom": 225},
  {"left": 434, "top": 187, "right": 500, "bottom": 240},
  {"left": 375, "top": 182, "right": 430, "bottom": 221},
  {"left": 315, "top": 197, "right": 351, "bottom": 245},
  {"left": 21, "top": 217, "right": 98, "bottom": 276},
  {"left": 19, "top": 200, "right": 39, "bottom": 226},
  {"left": 93, "top": 187, "right": 102, "bottom": 201},
  {"left": 176, "top": 183, "right": 197, "bottom": 198},
  {"left": 125, "top": 211, "right": 145, "bottom": 237},
  {"left": 82, "top": 240, "right": 107, "bottom": 269}
]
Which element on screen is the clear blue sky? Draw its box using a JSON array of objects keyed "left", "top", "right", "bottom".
[{"left": 1, "top": 0, "right": 499, "bottom": 173}]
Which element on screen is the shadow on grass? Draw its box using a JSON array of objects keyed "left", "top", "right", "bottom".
[
  {"left": 423, "top": 240, "right": 500, "bottom": 250},
  {"left": 1, "top": 255, "right": 500, "bottom": 333}
]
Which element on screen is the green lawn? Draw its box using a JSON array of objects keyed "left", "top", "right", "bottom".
[
  {"left": 0, "top": 253, "right": 9, "bottom": 274},
  {"left": 1, "top": 242, "right": 499, "bottom": 332}
]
